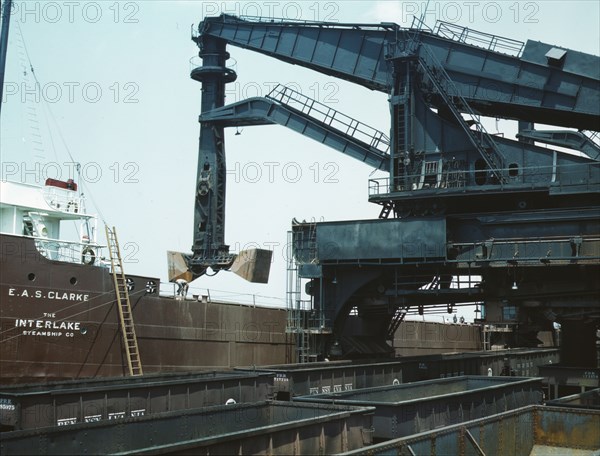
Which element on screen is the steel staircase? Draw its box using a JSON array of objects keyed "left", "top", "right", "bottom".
[
  {"left": 200, "top": 91, "right": 390, "bottom": 171},
  {"left": 105, "top": 225, "right": 143, "bottom": 377},
  {"left": 393, "top": 72, "right": 411, "bottom": 192},
  {"left": 23, "top": 213, "right": 46, "bottom": 237},
  {"left": 394, "top": 102, "right": 408, "bottom": 191},
  {"left": 415, "top": 44, "right": 507, "bottom": 183},
  {"left": 379, "top": 201, "right": 394, "bottom": 219},
  {"left": 266, "top": 84, "right": 390, "bottom": 153},
  {"left": 22, "top": 216, "right": 35, "bottom": 236},
  {"left": 385, "top": 275, "right": 444, "bottom": 339},
  {"left": 387, "top": 305, "right": 410, "bottom": 340},
  {"left": 298, "top": 331, "right": 310, "bottom": 363}
]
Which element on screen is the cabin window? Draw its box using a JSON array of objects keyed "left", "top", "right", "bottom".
[
  {"left": 509, "top": 163, "right": 519, "bottom": 177},
  {"left": 502, "top": 306, "right": 518, "bottom": 321},
  {"left": 70, "top": 277, "right": 78, "bottom": 285},
  {"left": 27, "top": 273, "right": 36, "bottom": 281}
]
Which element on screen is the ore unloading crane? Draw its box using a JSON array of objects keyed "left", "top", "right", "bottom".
[{"left": 187, "top": 15, "right": 600, "bottom": 365}]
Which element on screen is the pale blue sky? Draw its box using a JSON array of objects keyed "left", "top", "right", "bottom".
[{"left": 2, "top": 1, "right": 599, "bottom": 317}]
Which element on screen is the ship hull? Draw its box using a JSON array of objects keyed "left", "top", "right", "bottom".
[{"left": 0, "top": 234, "right": 293, "bottom": 384}]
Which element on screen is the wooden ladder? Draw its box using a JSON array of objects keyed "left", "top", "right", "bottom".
[{"left": 105, "top": 225, "right": 143, "bottom": 376}]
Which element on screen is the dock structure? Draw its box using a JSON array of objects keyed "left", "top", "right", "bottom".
[{"left": 190, "top": 14, "right": 599, "bottom": 367}]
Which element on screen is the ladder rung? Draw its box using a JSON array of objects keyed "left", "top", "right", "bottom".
[{"left": 107, "top": 224, "right": 142, "bottom": 377}]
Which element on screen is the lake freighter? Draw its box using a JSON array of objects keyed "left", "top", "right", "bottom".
[{"left": 0, "top": 178, "right": 292, "bottom": 384}]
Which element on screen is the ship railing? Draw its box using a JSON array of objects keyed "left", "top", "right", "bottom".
[
  {"left": 286, "top": 307, "right": 329, "bottom": 333},
  {"left": 42, "top": 186, "right": 87, "bottom": 215},
  {"left": 31, "top": 237, "right": 105, "bottom": 265},
  {"left": 368, "top": 161, "right": 600, "bottom": 196},
  {"left": 158, "top": 282, "right": 286, "bottom": 308},
  {"left": 159, "top": 282, "right": 213, "bottom": 302}
]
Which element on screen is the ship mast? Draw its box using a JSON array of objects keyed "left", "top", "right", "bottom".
[{"left": 0, "top": 0, "right": 12, "bottom": 118}]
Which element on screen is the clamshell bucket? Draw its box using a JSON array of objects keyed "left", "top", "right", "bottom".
[
  {"left": 167, "top": 251, "right": 194, "bottom": 283},
  {"left": 230, "top": 248, "right": 272, "bottom": 283}
]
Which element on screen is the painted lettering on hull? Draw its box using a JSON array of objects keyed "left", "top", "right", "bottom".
[
  {"left": 15, "top": 319, "right": 81, "bottom": 331},
  {"left": 13, "top": 315, "right": 83, "bottom": 338},
  {"left": 7, "top": 288, "right": 90, "bottom": 301}
]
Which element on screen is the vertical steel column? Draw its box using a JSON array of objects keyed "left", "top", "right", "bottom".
[{"left": 190, "top": 34, "right": 237, "bottom": 276}]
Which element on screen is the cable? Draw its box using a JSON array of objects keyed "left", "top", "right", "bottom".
[{"left": 15, "top": 20, "right": 108, "bottom": 225}]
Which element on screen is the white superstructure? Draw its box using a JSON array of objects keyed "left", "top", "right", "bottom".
[{"left": 0, "top": 179, "right": 104, "bottom": 265}]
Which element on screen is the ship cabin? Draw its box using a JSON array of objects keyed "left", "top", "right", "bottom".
[{"left": 0, "top": 179, "right": 104, "bottom": 265}]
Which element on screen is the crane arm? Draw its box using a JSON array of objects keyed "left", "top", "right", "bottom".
[
  {"left": 198, "top": 15, "right": 600, "bottom": 129},
  {"left": 184, "top": 14, "right": 600, "bottom": 281}
]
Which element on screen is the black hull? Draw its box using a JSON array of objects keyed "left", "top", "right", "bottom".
[{"left": 0, "top": 234, "right": 294, "bottom": 384}]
